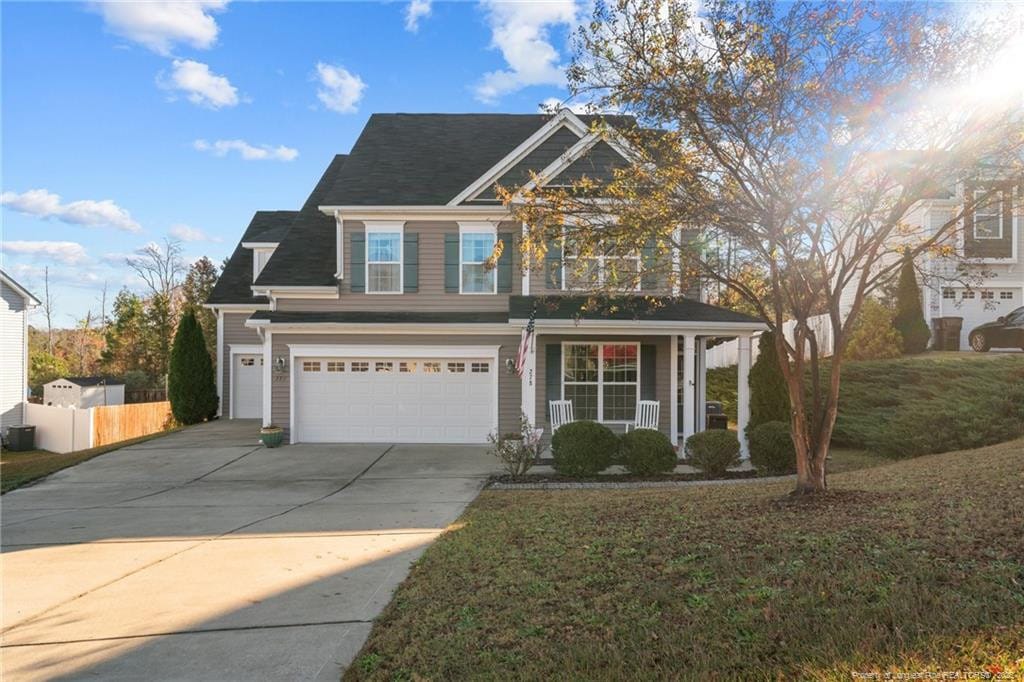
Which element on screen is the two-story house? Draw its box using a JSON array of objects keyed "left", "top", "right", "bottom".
[{"left": 206, "top": 110, "right": 766, "bottom": 450}]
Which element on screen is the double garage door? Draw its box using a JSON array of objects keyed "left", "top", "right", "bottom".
[
  {"left": 940, "top": 287, "right": 1021, "bottom": 348},
  {"left": 293, "top": 353, "right": 496, "bottom": 443}
]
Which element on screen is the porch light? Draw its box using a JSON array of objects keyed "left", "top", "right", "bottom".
[{"left": 274, "top": 355, "right": 287, "bottom": 373}]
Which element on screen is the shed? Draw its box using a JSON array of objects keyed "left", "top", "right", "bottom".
[{"left": 43, "top": 377, "right": 126, "bottom": 408}]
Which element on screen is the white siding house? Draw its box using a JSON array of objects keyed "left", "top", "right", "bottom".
[
  {"left": 43, "top": 378, "right": 126, "bottom": 408},
  {"left": 1, "top": 271, "right": 40, "bottom": 434}
]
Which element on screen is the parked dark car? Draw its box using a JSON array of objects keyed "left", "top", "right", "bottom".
[{"left": 968, "top": 306, "right": 1024, "bottom": 352}]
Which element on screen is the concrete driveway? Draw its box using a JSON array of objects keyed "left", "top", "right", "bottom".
[{"left": 1, "top": 420, "right": 497, "bottom": 680}]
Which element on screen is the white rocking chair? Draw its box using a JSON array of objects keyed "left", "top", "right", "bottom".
[
  {"left": 625, "top": 400, "right": 660, "bottom": 432},
  {"left": 549, "top": 400, "right": 574, "bottom": 432}
]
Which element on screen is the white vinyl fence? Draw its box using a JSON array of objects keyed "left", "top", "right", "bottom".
[
  {"left": 24, "top": 403, "right": 94, "bottom": 453},
  {"left": 706, "top": 313, "right": 835, "bottom": 369}
]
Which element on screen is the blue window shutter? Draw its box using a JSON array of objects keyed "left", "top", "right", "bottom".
[
  {"left": 640, "top": 344, "right": 657, "bottom": 401},
  {"left": 350, "top": 232, "right": 365, "bottom": 293},
  {"left": 544, "top": 239, "right": 562, "bottom": 290},
  {"left": 497, "top": 232, "right": 514, "bottom": 293},
  {"left": 545, "top": 342, "right": 562, "bottom": 422},
  {"left": 641, "top": 239, "right": 658, "bottom": 291},
  {"left": 403, "top": 233, "right": 419, "bottom": 292},
  {"left": 444, "top": 234, "right": 459, "bottom": 293}
]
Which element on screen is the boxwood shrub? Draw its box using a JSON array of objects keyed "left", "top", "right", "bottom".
[
  {"left": 551, "top": 420, "right": 619, "bottom": 476},
  {"left": 684, "top": 430, "right": 740, "bottom": 478},
  {"left": 620, "top": 428, "right": 677, "bottom": 475},
  {"left": 748, "top": 421, "right": 796, "bottom": 475}
]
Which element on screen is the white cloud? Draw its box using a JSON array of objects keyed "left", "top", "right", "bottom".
[
  {"left": 1, "top": 189, "right": 141, "bottom": 232},
  {"left": 475, "top": 0, "right": 579, "bottom": 103},
  {"left": 169, "top": 223, "right": 221, "bottom": 242},
  {"left": 193, "top": 139, "right": 298, "bottom": 161},
  {"left": 539, "top": 97, "right": 598, "bottom": 114},
  {"left": 315, "top": 63, "right": 366, "bottom": 114},
  {"left": 405, "top": 0, "right": 432, "bottom": 32},
  {"left": 92, "top": 1, "right": 228, "bottom": 56},
  {"left": 161, "top": 59, "right": 239, "bottom": 109},
  {"left": 2, "top": 241, "right": 90, "bottom": 265}
]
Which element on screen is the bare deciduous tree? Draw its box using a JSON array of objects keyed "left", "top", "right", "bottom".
[{"left": 126, "top": 238, "right": 186, "bottom": 300}]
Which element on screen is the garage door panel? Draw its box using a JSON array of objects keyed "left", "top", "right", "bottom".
[{"left": 295, "top": 353, "right": 496, "bottom": 443}]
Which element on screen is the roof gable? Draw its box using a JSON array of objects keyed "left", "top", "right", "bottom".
[
  {"left": 468, "top": 126, "right": 582, "bottom": 202},
  {"left": 0, "top": 269, "right": 40, "bottom": 306}
]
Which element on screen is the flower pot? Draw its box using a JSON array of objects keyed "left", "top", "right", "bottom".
[{"left": 260, "top": 426, "right": 284, "bottom": 448}]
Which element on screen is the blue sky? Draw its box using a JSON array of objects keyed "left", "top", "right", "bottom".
[{"left": 1, "top": 0, "right": 582, "bottom": 323}]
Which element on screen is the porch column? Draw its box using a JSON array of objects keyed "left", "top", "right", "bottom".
[
  {"left": 669, "top": 334, "right": 679, "bottom": 446},
  {"left": 737, "top": 335, "right": 751, "bottom": 459},
  {"left": 520, "top": 333, "right": 537, "bottom": 425},
  {"left": 262, "top": 330, "right": 272, "bottom": 427},
  {"left": 682, "top": 334, "right": 697, "bottom": 443},
  {"left": 216, "top": 309, "right": 224, "bottom": 417},
  {"left": 695, "top": 337, "right": 707, "bottom": 433}
]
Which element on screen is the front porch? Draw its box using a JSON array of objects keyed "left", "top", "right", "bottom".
[{"left": 510, "top": 296, "right": 766, "bottom": 456}]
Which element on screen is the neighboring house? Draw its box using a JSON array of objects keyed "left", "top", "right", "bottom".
[
  {"left": 43, "top": 377, "right": 125, "bottom": 408},
  {"left": 206, "top": 110, "right": 766, "bottom": 449},
  {"left": 1, "top": 270, "right": 39, "bottom": 434}
]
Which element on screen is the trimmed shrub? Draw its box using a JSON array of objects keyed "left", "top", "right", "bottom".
[
  {"left": 748, "top": 421, "right": 797, "bottom": 475},
  {"left": 620, "top": 428, "right": 677, "bottom": 475},
  {"left": 893, "top": 254, "right": 931, "bottom": 354},
  {"left": 684, "top": 430, "right": 741, "bottom": 478},
  {"left": 168, "top": 311, "right": 218, "bottom": 425},
  {"left": 844, "top": 298, "right": 903, "bottom": 361},
  {"left": 551, "top": 420, "right": 619, "bottom": 476},
  {"left": 748, "top": 331, "right": 790, "bottom": 429}
]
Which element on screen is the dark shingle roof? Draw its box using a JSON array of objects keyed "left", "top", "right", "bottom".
[
  {"left": 207, "top": 210, "right": 298, "bottom": 304},
  {"left": 249, "top": 311, "right": 509, "bottom": 324},
  {"left": 320, "top": 114, "right": 636, "bottom": 206},
  {"left": 254, "top": 155, "right": 349, "bottom": 287},
  {"left": 509, "top": 296, "right": 764, "bottom": 324},
  {"left": 59, "top": 376, "right": 125, "bottom": 386}
]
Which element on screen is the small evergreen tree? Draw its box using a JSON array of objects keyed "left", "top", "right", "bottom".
[
  {"left": 748, "top": 331, "right": 790, "bottom": 429},
  {"left": 893, "top": 253, "right": 931, "bottom": 354},
  {"left": 168, "top": 311, "right": 218, "bottom": 425},
  {"left": 844, "top": 298, "right": 903, "bottom": 361}
]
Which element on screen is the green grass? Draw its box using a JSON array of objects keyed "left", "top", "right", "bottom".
[
  {"left": 707, "top": 352, "right": 1024, "bottom": 458},
  {"left": 345, "top": 438, "right": 1024, "bottom": 681},
  {"left": 1, "top": 428, "right": 181, "bottom": 493}
]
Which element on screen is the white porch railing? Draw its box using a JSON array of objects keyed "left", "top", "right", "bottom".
[{"left": 706, "top": 313, "right": 834, "bottom": 369}]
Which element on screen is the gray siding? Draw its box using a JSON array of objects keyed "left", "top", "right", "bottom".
[
  {"left": 535, "top": 334, "right": 672, "bottom": 439},
  {"left": 270, "top": 333, "right": 521, "bottom": 439},
  {"left": 474, "top": 126, "right": 582, "bottom": 201},
  {"left": 221, "top": 312, "right": 262, "bottom": 417},
  {"left": 276, "top": 220, "right": 522, "bottom": 312},
  {"left": 1, "top": 281, "right": 27, "bottom": 431}
]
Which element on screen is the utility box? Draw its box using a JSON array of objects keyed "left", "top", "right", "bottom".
[{"left": 7, "top": 425, "right": 36, "bottom": 451}]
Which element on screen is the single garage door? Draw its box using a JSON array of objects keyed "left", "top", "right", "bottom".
[
  {"left": 941, "top": 287, "right": 1022, "bottom": 348},
  {"left": 293, "top": 355, "right": 496, "bottom": 443},
  {"left": 232, "top": 354, "right": 263, "bottom": 419}
]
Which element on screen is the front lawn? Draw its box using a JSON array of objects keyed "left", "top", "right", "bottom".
[{"left": 346, "top": 438, "right": 1024, "bottom": 680}]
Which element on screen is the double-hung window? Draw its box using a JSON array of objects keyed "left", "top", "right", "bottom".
[
  {"left": 973, "top": 190, "right": 1003, "bottom": 240},
  {"left": 461, "top": 226, "right": 497, "bottom": 294},
  {"left": 562, "top": 343, "right": 639, "bottom": 423},
  {"left": 564, "top": 241, "right": 640, "bottom": 291},
  {"left": 366, "top": 227, "right": 402, "bottom": 293}
]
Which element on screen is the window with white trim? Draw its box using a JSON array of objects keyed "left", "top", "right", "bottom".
[
  {"left": 973, "top": 190, "right": 1003, "bottom": 240},
  {"left": 962, "top": 290, "right": 976, "bottom": 300},
  {"left": 942, "top": 288, "right": 955, "bottom": 300},
  {"left": 1000, "top": 291, "right": 1014, "bottom": 300},
  {"left": 302, "top": 361, "right": 321, "bottom": 372},
  {"left": 399, "top": 361, "right": 417, "bottom": 373},
  {"left": 367, "top": 229, "right": 402, "bottom": 293},
  {"left": 470, "top": 362, "right": 490, "bottom": 373},
  {"left": 562, "top": 343, "right": 639, "bottom": 422},
  {"left": 327, "top": 361, "right": 345, "bottom": 372},
  {"left": 461, "top": 227, "right": 497, "bottom": 294},
  {"left": 981, "top": 290, "right": 994, "bottom": 300},
  {"left": 447, "top": 362, "right": 466, "bottom": 373},
  {"left": 375, "top": 361, "right": 393, "bottom": 373},
  {"left": 563, "top": 240, "right": 640, "bottom": 291},
  {"left": 241, "top": 357, "right": 256, "bottom": 367},
  {"left": 351, "top": 361, "right": 369, "bottom": 372},
  {"left": 423, "top": 362, "right": 441, "bottom": 373}
]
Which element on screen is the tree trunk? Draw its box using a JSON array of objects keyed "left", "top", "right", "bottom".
[{"left": 779, "top": 338, "right": 840, "bottom": 495}]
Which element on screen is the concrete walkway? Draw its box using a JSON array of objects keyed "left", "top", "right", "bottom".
[{"left": 1, "top": 420, "right": 497, "bottom": 680}]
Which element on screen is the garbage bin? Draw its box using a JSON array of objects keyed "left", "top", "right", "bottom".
[
  {"left": 932, "top": 317, "right": 963, "bottom": 351},
  {"left": 7, "top": 425, "right": 36, "bottom": 451},
  {"left": 706, "top": 401, "right": 728, "bottom": 430}
]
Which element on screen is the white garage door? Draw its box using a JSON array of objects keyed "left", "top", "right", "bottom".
[
  {"left": 294, "top": 355, "right": 496, "bottom": 443},
  {"left": 233, "top": 354, "right": 263, "bottom": 418},
  {"left": 941, "top": 287, "right": 1021, "bottom": 348}
]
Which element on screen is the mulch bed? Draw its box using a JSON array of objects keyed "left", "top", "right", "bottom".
[{"left": 488, "top": 468, "right": 762, "bottom": 486}]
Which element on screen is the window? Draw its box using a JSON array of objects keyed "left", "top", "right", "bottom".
[
  {"left": 562, "top": 343, "right": 639, "bottom": 422},
  {"left": 327, "top": 361, "right": 345, "bottom": 372},
  {"left": 461, "top": 231, "right": 496, "bottom": 294},
  {"left": 962, "top": 290, "right": 976, "bottom": 300},
  {"left": 1000, "top": 291, "right": 1014, "bottom": 300},
  {"left": 351, "top": 361, "right": 369, "bottom": 372},
  {"left": 564, "top": 241, "right": 640, "bottom": 291},
  {"left": 973, "top": 190, "right": 1003, "bottom": 240},
  {"left": 302, "top": 361, "right": 321, "bottom": 372},
  {"left": 241, "top": 357, "right": 256, "bottom": 367},
  {"left": 399, "top": 361, "right": 417, "bottom": 373},
  {"left": 367, "top": 230, "right": 402, "bottom": 293},
  {"left": 423, "top": 362, "right": 441, "bottom": 373},
  {"left": 942, "top": 288, "right": 955, "bottom": 300},
  {"left": 470, "top": 362, "right": 489, "bottom": 373},
  {"left": 981, "top": 290, "right": 994, "bottom": 300},
  {"left": 447, "top": 362, "right": 466, "bottom": 373},
  {"left": 375, "top": 361, "right": 393, "bottom": 373}
]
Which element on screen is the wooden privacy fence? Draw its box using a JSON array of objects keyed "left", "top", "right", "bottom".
[{"left": 92, "top": 401, "right": 172, "bottom": 448}]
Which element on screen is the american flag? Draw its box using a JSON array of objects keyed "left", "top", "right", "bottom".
[{"left": 514, "top": 304, "right": 537, "bottom": 377}]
